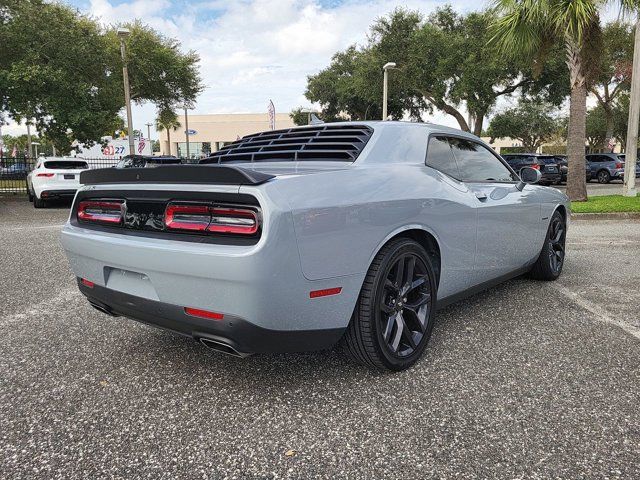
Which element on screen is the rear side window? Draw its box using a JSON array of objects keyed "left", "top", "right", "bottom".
[
  {"left": 44, "top": 161, "right": 88, "bottom": 169},
  {"left": 448, "top": 138, "right": 515, "bottom": 182},
  {"left": 425, "top": 136, "right": 460, "bottom": 179}
]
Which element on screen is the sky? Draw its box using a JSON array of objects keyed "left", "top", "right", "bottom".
[{"left": 2, "top": 0, "right": 622, "bottom": 139}]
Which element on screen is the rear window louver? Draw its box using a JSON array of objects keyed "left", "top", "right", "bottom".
[{"left": 200, "top": 125, "right": 373, "bottom": 164}]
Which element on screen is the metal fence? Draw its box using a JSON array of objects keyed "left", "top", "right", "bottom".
[{"left": 0, "top": 157, "right": 185, "bottom": 194}]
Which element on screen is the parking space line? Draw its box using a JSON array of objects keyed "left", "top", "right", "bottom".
[
  {"left": 555, "top": 284, "right": 640, "bottom": 341},
  {"left": 0, "top": 224, "right": 65, "bottom": 231},
  {"left": 0, "top": 287, "right": 77, "bottom": 326}
]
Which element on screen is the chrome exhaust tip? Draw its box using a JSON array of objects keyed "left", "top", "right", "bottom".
[
  {"left": 88, "top": 301, "right": 119, "bottom": 317},
  {"left": 198, "top": 337, "right": 251, "bottom": 358}
]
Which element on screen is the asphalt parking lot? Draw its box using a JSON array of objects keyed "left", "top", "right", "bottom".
[{"left": 1, "top": 197, "right": 639, "bottom": 479}]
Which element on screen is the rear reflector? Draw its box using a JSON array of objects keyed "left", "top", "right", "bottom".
[
  {"left": 78, "top": 200, "right": 124, "bottom": 224},
  {"left": 309, "top": 287, "right": 342, "bottom": 298},
  {"left": 81, "top": 278, "right": 94, "bottom": 288},
  {"left": 37, "top": 173, "right": 55, "bottom": 177},
  {"left": 184, "top": 307, "right": 224, "bottom": 320}
]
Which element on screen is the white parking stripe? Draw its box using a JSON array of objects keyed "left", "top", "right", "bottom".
[
  {"left": 0, "top": 224, "right": 65, "bottom": 231},
  {"left": 0, "top": 287, "right": 77, "bottom": 326},
  {"left": 555, "top": 284, "right": 640, "bottom": 341}
]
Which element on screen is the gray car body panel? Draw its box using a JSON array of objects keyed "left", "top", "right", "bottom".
[{"left": 60, "top": 121, "right": 569, "bottom": 340}]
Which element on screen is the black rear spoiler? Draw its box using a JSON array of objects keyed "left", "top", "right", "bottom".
[{"left": 80, "top": 165, "right": 275, "bottom": 186}]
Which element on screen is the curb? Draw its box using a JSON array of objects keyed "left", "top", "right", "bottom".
[{"left": 572, "top": 212, "right": 640, "bottom": 220}]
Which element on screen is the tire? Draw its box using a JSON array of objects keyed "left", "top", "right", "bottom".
[
  {"left": 529, "top": 211, "right": 566, "bottom": 281},
  {"left": 343, "top": 237, "right": 437, "bottom": 371},
  {"left": 33, "top": 195, "right": 46, "bottom": 209},
  {"left": 26, "top": 182, "right": 34, "bottom": 202},
  {"left": 597, "top": 170, "right": 610, "bottom": 184}
]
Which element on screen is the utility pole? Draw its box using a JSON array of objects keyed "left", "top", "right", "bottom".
[
  {"left": 26, "top": 122, "right": 32, "bottom": 159},
  {"left": 145, "top": 123, "right": 153, "bottom": 155},
  {"left": 623, "top": 16, "right": 640, "bottom": 197},
  {"left": 184, "top": 106, "right": 190, "bottom": 159},
  {"left": 382, "top": 62, "right": 396, "bottom": 120},
  {"left": 118, "top": 28, "right": 135, "bottom": 157}
]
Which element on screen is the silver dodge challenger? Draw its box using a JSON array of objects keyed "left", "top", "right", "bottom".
[{"left": 61, "top": 121, "right": 569, "bottom": 371}]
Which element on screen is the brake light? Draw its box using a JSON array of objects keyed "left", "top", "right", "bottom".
[
  {"left": 615, "top": 162, "right": 623, "bottom": 169},
  {"left": 531, "top": 164, "right": 541, "bottom": 170},
  {"left": 37, "top": 173, "right": 55, "bottom": 177},
  {"left": 184, "top": 307, "right": 224, "bottom": 320},
  {"left": 77, "top": 200, "right": 124, "bottom": 224},
  {"left": 164, "top": 203, "right": 259, "bottom": 235},
  {"left": 165, "top": 204, "right": 211, "bottom": 231},
  {"left": 207, "top": 207, "right": 258, "bottom": 235}
]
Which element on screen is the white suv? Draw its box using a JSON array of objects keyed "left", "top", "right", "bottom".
[{"left": 26, "top": 158, "right": 89, "bottom": 208}]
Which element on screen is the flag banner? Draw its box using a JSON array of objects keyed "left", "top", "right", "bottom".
[{"left": 268, "top": 100, "right": 275, "bottom": 131}]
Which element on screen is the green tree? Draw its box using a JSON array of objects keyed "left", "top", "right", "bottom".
[
  {"left": 591, "top": 22, "right": 634, "bottom": 149},
  {"left": 305, "top": 8, "right": 567, "bottom": 134},
  {"left": 487, "top": 100, "right": 559, "bottom": 151},
  {"left": 0, "top": 0, "right": 202, "bottom": 153},
  {"left": 586, "top": 105, "right": 609, "bottom": 150},
  {"left": 155, "top": 108, "right": 181, "bottom": 153},
  {"left": 490, "top": 0, "right": 638, "bottom": 201}
]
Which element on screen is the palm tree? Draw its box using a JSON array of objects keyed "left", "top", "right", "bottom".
[
  {"left": 490, "top": 0, "right": 634, "bottom": 201},
  {"left": 155, "top": 108, "right": 181, "bottom": 155}
]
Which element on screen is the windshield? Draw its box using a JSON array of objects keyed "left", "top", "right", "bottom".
[{"left": 44, "top": 161, "right": 88, "bottom": 169}]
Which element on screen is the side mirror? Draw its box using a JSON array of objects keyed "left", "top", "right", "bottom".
[{"left": 516, "top": 166, "right": 542, "bottom": 190}]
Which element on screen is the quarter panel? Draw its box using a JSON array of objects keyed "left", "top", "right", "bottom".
[{"left": 274, "top": 165, "right": 478, "bottom": 299}]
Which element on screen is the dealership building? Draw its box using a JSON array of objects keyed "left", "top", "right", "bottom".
[{"left": 159, "top": 113, "right": 295, "bottom": 158}]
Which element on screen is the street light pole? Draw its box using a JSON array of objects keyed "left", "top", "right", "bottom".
[
  {"left": 184, "top": 106, "right": 190, "bottom": 159},
  {"left": 382, "top": 62, "right": 396, "bottom": 120},
  {"left": 118, "top": 28, "right": 135, "bottom": 157},
  {"left": 145, "top": 123, "right": 152, "bottom": 141},
  {"left": 623, "top": 17, "right": 640, "bottom": 197}
]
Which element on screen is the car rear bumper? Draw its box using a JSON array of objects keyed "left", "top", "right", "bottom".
[
  {"left": 540, "top": 172, "right": 562, "bottom": 184},
  {"left": 79, "top": 280, "right": 345, "bottom": 354},
  {"left": 41, "top": 189, "right": 77, "bottom": 199},
  {"left": 60, "top": 220, "right": 363, "bottom": 348}
]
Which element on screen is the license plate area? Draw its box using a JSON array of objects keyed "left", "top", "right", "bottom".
[{"left": 64, "top": 174, "right": 75, "bottom": 180}]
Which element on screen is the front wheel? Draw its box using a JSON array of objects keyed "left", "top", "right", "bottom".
[
  {"left": 529, "top": 211, "right": 566, "bottom": 281},
  {"left": 343, "top": 238, "right": 437, "bottom": 371}
]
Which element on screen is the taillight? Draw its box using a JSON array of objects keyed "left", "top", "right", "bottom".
[
  {"left": 531, "top": 164, "right": 541, "bottom": 170},
  {"left": 164, "top": 202, "right": 259, "bottom": 235},
  {"left": 165, "top": 204, "right": 211, "bottom": 231},
  {"left": 37, "top": 173, "right": 55, "bottom": 177},
  {"left": 615, "top": 162, "right": 623, "bottom": 169},
  {"left": 208, "top": 207, "right": 258, "bottom": 235},
  {"left": 77, "top": 200, "right": 124, "bottom": 224}
]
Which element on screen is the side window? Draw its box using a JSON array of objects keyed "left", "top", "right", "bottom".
[
  {"left": 449, "top": 138, "right": 516, "bottom": 182},
  {"left": 425, "top": 135, "right": 461, "bottom": 179}
]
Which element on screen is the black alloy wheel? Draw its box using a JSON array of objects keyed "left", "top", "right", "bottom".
[
  {"left": 344, "top": 238, "right": 437, "bottom": 371},
  {"left": 379, "top": 253, "right": 432, "bottom": 358},
  {"left": 547, "top": 215, "right": 566, "bottom": 275},
  {"left": 529, "top": 210, "right": 566, "bottom": 281}
]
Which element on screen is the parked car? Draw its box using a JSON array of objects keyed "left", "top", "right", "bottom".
[
  {"left": 26, "top": 158, "right": 89, "bottom": 208},
  {"left": 552, "top": 155, "right": 591, "bottom": 183},
  {"left": 114, "top": 155, "right": 181, "bottom": 169},
  {"left": 500, "top": 153, "right": 562, "bottom": 185},
  {"left": 61, "top": 122, "right": 569, "bottom": 371},
  {"left": 0, "top": 162, "right": 29, "bottom": 179},
  {"left": 585, "top": 153, "right": 640, "bottom": 183},
  {"left": 613, "top": 154, "right": 640, "bottom": 180}
]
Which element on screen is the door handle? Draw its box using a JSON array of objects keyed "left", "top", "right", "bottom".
[{"left": 475, "top": 192, "right": 488, "bottom": 201}]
